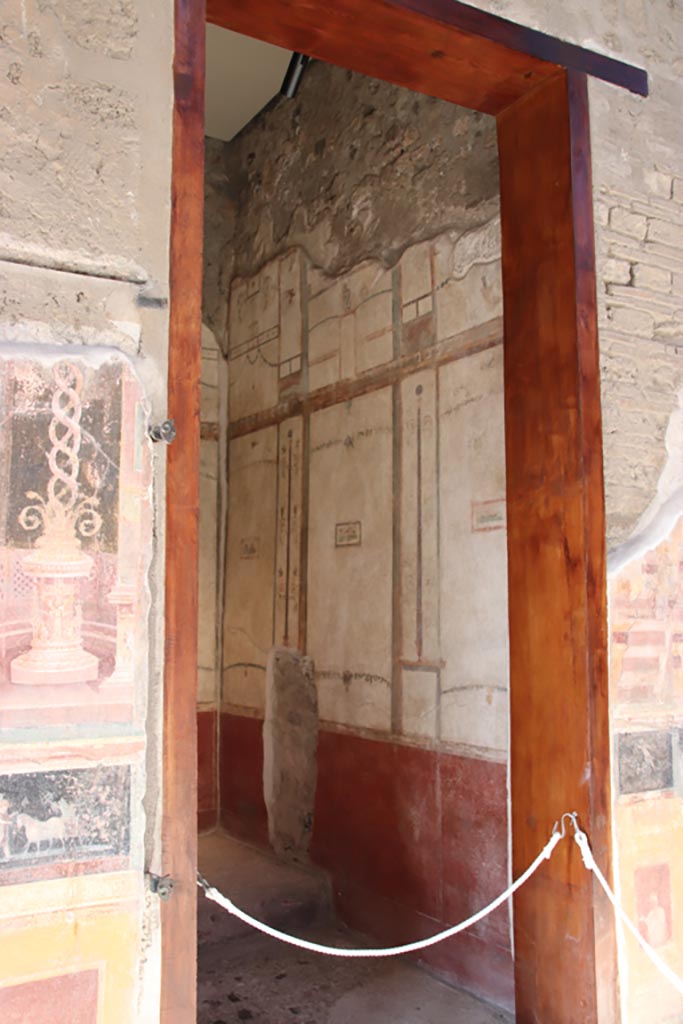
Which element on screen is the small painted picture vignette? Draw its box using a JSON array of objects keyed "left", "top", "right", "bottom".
[{"left": 335, "top": 521, "right": 362, "bottom": 548}]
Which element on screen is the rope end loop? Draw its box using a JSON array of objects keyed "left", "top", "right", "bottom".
[{"left": 573, "top": 828, "right": 595, "bottom": 871}]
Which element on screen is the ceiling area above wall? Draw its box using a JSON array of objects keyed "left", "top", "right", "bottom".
[{"left": 205, "top": 25, "right": 292, "bottom": 142}]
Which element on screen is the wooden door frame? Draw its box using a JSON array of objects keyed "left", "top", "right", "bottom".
[{"left": 163, "top": 2, "right": 648, "bottom": 1021}]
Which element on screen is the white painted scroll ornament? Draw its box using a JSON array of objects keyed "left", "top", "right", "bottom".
[{"left": 11, "top": 362, "right": 102, "bottom": 685}]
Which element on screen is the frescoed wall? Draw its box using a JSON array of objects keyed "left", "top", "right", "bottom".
[
  {"left": 217, "top": 222, "right": 511, "bottom": 1004},
  {"left": 0, "top": 351, "right": 154, "bottom": 1022},
  {"left": 202, "top": 59, "right": 512, "bottom": 1011},
  {"left": 202, "top": 56, "right": 514, "bottom": 1008},
  {"left": 609, "top": 518, "right": 683, "bottom": 1024}
]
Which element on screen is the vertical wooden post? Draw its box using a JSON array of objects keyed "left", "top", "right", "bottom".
[
  {"left": 161, "top": 0, "right": 205, "bottom": 1021},
  {"left": 498, "top": 70, "right": 617, "bottom": 1023}
]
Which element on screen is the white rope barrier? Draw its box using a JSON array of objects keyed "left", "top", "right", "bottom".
[
  {"left": 197, "top": 811, "right": 683, "bottom": 997},
  {"left": 197, "top": 830, "right": 564, "bottom": 958}
]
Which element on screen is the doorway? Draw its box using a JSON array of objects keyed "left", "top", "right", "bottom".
[
  {"left": 198, "top": 38, "right": 511, "bottom": 1020},
  {"left": 162, "top": 2, "right": 648, "bottom": 1021}
]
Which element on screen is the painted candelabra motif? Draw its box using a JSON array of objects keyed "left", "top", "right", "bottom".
[{"left": 10, "top": 362, "right": 102, "bottom": 685}]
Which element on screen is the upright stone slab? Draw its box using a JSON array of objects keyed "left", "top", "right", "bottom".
[{"left": 263, "top": 648, "right": 318, "bottom": 862}]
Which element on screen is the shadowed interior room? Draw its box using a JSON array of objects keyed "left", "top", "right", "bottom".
[{"left": 195, "top": 27, "right": 513, "bottom": 1023}]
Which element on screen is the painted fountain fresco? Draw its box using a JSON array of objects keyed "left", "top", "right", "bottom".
[
  {"left": 0, "top": 352, "right": 152, "bottom": 1022},
  {"left": 0, "top": 355, "right": 152, "bottom": 733}
]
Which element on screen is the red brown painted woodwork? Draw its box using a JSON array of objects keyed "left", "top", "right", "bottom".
[
  {"left": 498, "top": 70, "right": 616, "bottom": 1021},
  {"left": 207, "top": 0, "right": 645, "bottom": 117},
  {"left": 162, "top": 0, "right": 205, "bottom": 1020}
]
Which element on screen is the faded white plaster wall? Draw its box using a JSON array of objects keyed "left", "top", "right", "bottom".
[
  {"left": 0, "top": 0, "right": 174, "bottom": 1018},
  {"left": 208, "top": 64, "right": 510, "bottom": 762},
  {"left": 221, "top": 228, "right": 509, "bottom": 762}
]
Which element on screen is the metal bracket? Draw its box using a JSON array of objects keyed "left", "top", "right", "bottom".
[
  {"left": 148, "top": 872, "right": 175, "bottom": 901},
  {"left": 148, "top": 419, "right": 177, "bottom": 444}
]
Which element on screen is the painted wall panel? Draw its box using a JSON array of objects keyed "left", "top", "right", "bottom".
[
  {"left": 308, "top": 390, "right": 394, "bottom": 732},
  {"left": 610, "top": 516, "right": 683, "bottom": 1022},
  {"left": 223, "top": 428, "right": 278, "bottom": 712},
  {"left": 0, "top": 349, "right": 153, "bottom": 1019},
  {"left": 438, "top": 349, "right": 509, "bottom": 757}
]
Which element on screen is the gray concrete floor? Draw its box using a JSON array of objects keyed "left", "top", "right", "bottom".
[{"left": 197, "top": 832, "right": 512, "bottom": 1024}]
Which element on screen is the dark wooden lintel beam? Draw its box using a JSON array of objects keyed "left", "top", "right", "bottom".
[
  {"left": 388, "top": 0, "right": 648, "bottom": 97},
  {"left": 207, "top": 0, "right": 647, "bottom": 117}
]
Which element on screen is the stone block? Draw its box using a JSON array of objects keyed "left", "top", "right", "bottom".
[
  {"left": 263, "top": 648, "right": 318, "bottom": 862},
  {"left": 609, "top": 207, "right": 648, "bottom": 241},
  {"left": 644, "top": 168, "right": 673, "bottom": 200},
  {"left": 603, "top": 257, "right": 632, "bottom": 286},
  {"left": 632, "top": 263, "right": 673, "bottom": 293},
  {"left": 646, "top": 218, "right": 682, "bottom": 248},
  {"left": 606, "top": 304, "right": 655, "bottom": 338},
  {"left": 653, "top": 321, "right": 683, "bottom": 344},
  {"left": 594, "top": 200, "right": 610, "bottom": 227}
]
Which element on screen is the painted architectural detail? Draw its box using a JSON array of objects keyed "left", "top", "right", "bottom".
[
  {"left": 275, "top": 418, "right": 303, "bottom": 648},
  {"left": 610, "top": 515, "right": 683, "bottom": 1022},
  {"left": 0, "top": 968, "right": 99, "bottom": 1024},
  {"left": 0, "top": 348, "right": 151, "bottom": 1022},
  {"left": 223, "top": 428, "right": 278, "bottom": 712},
  {"left": 635, "top": 863, "right": 672, "bottom": 949},
  {"left": 218, "top": 222, "right": 512, "bottom": 1004},
  {"left": 11, "top": 363, "right": 102, "bottom": 686},
  {"left": 335, "top": 522, "right": 361, "bottom": 548},
  {"left": 0, "top": 355, "right": 152, "bottom": 730},
  {"left": 223, "top": 234, "right": 508, "bottom": 757}
]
